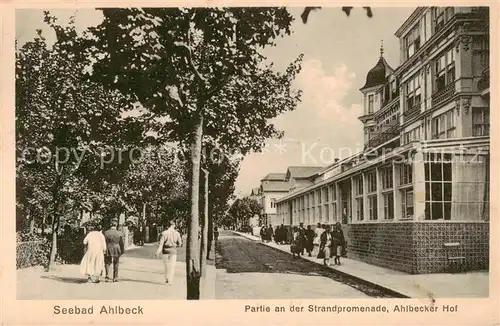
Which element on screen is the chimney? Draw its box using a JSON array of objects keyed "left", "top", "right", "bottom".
[{"left": 335, "top": 158, "right": 339, "bottom": 163}]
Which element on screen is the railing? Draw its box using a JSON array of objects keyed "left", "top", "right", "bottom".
[
  {"left": 477, "top": 67, "right": 490, "bottom": 93},
  {"left": 403, "top": 103, "right": 420, "bottom": 123},
  {"left": 432, "top": 83, "right": 456, "bottom": 107},
  {"left": 365, "top": 122, "right": 400, "bottom": 149}
]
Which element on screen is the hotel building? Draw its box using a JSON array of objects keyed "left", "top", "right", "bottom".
[{"left": 276, "top": 7, "right": 490, "bottom": 274}]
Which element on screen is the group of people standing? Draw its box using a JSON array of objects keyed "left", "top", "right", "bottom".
[
  {"left": 290, "top": 222, "right": 346, "bottom": 266},
  {"left": 260, "top": 224, "right": 292, "bottom": 244},
  {"left": 79, "top": 219, "right": 125, "bottom": 283}
]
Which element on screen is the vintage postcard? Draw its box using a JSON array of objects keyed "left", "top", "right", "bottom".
[{"left": 1, "top": 1, "right": 498, "bottom": 325}]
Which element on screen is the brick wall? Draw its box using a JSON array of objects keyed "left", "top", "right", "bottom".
[
  {"left": 413, "top": 222, "right": 489, "bottom": 273},
  {"left": 348, "top": 223, "right": 415, "bottom": 273},
  {"left": 347, "top": 222, "right": 489, "bottom": 274}
]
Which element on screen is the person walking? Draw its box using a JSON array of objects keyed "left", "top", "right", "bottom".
[
  {"left": 319, "top": 225, "right": 333, "bottom": 266},
  {"left": 214, "top": 226, "right": 219, "bottom": 242},
  {"left": 332, "top": 222, "right": 346, "bottom": 265},
  {"left": 305, "top": 225, "right": 315, "bottom": 257},
  {"left": 298, "top": 223, "right": 307, "bottom": 255},
  {"left": 266, "top": 224, "right": 274, "bottom": 243},
  {"left": 79, "top": 224, "right": 106, "bottom": 283},
  {"left": 313, "top": 223, "right": 324, "bottom": 253},
  {"left": 104, "top": 219, "right": 125, "bottom": 282},
  {"left": 290, "top": 227, "right": 302, "bottom": 259},
  {"left": 156, "top": 221, "right": 183, "bottom": 285}
]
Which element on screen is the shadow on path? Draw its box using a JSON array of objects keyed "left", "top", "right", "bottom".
[{"left": 40, "top": 275, "right": 88, "bottom": 284}]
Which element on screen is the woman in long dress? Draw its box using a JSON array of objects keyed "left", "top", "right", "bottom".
[{"left": 79, "top": 224, "right": 106, "bottom": 283}]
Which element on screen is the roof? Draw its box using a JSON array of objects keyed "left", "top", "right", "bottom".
[
  {"left": 360, "top": 56, "right": 394, "bottom": 90},
  {"left": 261, "top": 181, "right": 291, "bottom": 192},
  {"left": 261, "top": 173, "right": 286, "bottom": 181},
  {"left": 286, "top": 166, "right": 325, "bottom": 179}
]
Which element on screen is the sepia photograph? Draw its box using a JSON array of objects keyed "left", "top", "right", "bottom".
[{"left": 13, "top": 5, "right": 491, "bottom": 305}]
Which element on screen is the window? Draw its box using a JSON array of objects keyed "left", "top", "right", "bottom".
[
  {"left": 404, "top": 22, "right": 421, "bottom": 59},
  {"left": 434, "top": 7, "right": 446, "bottom": 32},
  {"left": 383, "top": 193, "right": 394, "bottom": 219},
  {"left": 405, "top": 73, "right": 421, "bottom": 111},
  {"left": 391, "top": 79, "right": 398, "bottom": 99},
  {"left": 424, "top": 153, "right": 452, "bottom": 220},
  {"left": 472, "top": 37, "right": 489, "bottom": 76},
  {"left": 381, "top": 166, "right": 393, "bottom": 189},
  {"left": 404, "top": 126, "right": 422, "bottom": 144},
  {"left": 330, "top": 184, "right": 337, "bottom": 201},
  {"left": 366, "top": 171, "right": 377, "bottom": 193},
  {"left": 317, "top": 190, "right": 322, "bottom": 204},
  {"left": 401, "top": 188, "right": 414, "bottom": 219},
  {"left": 472, "top": 108, "right": 490, "bottom": 136},
  {"left": 331, "top": 202, "right": 337, "bottom": 222},
  {"left": 434, "top": 48, "right": 455, "bottom": 92},
  {"left": 433, "top": 7, "right": 454, "bottom": 33},
  {"left": 368, "top": 195, "right": 377, "bottom": 220},
  {"left": 270, "top": 198, "right": 276, "bottom": 208},
  {"left": 354, "top": 175, "right": 363, "bottom": 195},
  {"left": 356, "top": 197, "right": 364, "bottom": 221},
  {"left": 431, "top": 109, "right": 455, "bottom": 139},
  {"left": 400, "top": 163, "right": 413, "bottom": 186},
  {"left": 368, "top": 94, "right": 374, "bottom": 114}
]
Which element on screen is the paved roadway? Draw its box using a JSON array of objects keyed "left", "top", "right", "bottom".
[{"left": 215, "top": 231, "right": 370, "bottom": 299}]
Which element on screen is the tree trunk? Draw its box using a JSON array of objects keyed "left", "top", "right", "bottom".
[
  {"left": 142, "top": 202, "right": 147, "bottom": 224},
  {"left": 200, "top": 168, "right": 209, "bottom": 277},
  {"left": 48, "top": 213, "right": 60, "bottom": 271},
  {"left": 41, "top": 208, "right": 46, "bottom": 236},
  {"left": 28, "top": 208, "right": 34, "bottom": 233},
  {"left": 207, "top": 204, "right": 213, "bottom": 260},
  {"left": 47, "top": 175, "right": 62, "bottom": 272},
  {"left": 186, "top": 114, "right": 203, "bottom": 300}
]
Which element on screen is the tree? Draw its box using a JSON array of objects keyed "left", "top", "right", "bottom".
[
  {"left": 227, "top": 197, "right": 262, "bottom": 229},
  {"left": 16, "top": 15, "right": 146, "bottom": 270},
  {"left": 85, "top": 7, "right": 302, "bottom": 299}
]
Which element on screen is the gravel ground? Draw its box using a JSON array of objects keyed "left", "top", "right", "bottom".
[{"left": 215, "top": 231, "right": 384, "bottom": 299}]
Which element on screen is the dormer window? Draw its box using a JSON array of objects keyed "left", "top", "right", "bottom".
[
  {"left": 368, "top": 94, "right": 374, "bottom": 114},
  {"left": 404, "top": 22, "right": 421, "bottom": 60}
]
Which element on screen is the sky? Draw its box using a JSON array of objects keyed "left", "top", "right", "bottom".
[{"left": 15, "top": 7, "right": 416, "bottom": 197}]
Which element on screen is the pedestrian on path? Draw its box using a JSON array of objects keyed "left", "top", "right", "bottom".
[
  {"left": 156, "top": 220, "right": 183, "bottom": 285},
  {"left": 79, "top": 224, "right": 106, "bottom": 283},
  {"left": 298, "top": 223, "right": 307, "bottom": 255},
  {"left": 104, "top": 219, "right": 125, "bottom": 282},
  {"left": 305, "top": 225, "right": 315, "bottom": 257},
  {"left": 319, "top": 225, "right": 333, "bottom": 266},
  {"left": 332, "top": 222, "right": 346, "bottom": 265},
  {"left": 266, "top": 224, "right": 274, "bottom": 243},
  {"left": 290, "top": 227, "right": 302, "bottom": 259},
  {"left": 313, "top": 223, "right": 324, "bottom": 251}
]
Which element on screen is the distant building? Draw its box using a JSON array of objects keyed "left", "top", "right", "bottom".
[
  {"left": 277, "top": 7, "right": 490, "bottom": 274},
  {"left": 258, "top": 173, "right": 290, "bottom": 226}
]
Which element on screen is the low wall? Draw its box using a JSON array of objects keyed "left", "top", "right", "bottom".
[
  {"left": 413, "top": 222, "right": 489, "bottom": 273},
  {"left": 347, "top": 222, "right": 489, "bottom": 274},
  {"left": 348, "top": 223, "right": 414, "bottom": 273}
]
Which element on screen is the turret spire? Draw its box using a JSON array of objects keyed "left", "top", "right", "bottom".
[{"left": 380, "top": 40, "right": 384, "bottom": 57}]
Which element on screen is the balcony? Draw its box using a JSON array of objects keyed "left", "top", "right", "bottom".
[
  {"left": 365, "top": 120, "right": 400, "bottom": 150},
  {"left": 431, "top": 83, "right": 456, "bottom": 107},
  {"left": 403, "top": 102, "right": 420, "bottom": 123},
  {"left": 477, "top": 68, "right": 490, "bottom": 97}
]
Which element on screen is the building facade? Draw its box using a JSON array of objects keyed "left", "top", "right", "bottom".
[
  {"left": 258, "top": 173, "right": 290, "bottom": 226},
  {"left": 276, "top": 6, "right": 490, "bottom": 274}
]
